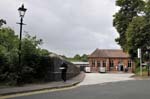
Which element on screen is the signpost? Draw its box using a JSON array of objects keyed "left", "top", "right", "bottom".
[
  {"left": 145, "top": 50, "right": 150, "bottom": 76},
  {"left": 147, "top": 62, "right": 150, "bottom": 76},
  {"left": 138, "top": 48, "right": 142, "bottom": 76}
]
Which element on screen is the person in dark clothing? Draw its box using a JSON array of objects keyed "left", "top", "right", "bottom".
[{"left": 60, "top": 62, "right": 68, "bottom": 82}]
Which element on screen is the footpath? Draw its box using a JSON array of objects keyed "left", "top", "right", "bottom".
[{"left": 0, "top": 72, "right": 85, "bottom": 96}]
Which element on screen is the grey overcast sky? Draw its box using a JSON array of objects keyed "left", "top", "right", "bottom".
[{"left": 0, "top": 0, "right": 120, "bottom": 57}]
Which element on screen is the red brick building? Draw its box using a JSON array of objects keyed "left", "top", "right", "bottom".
[{"left": 88, "top": 49, "right": 134, "bottom": 73}]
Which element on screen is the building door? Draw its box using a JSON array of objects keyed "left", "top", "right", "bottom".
[
  {"left": 118, "top": 64, "right": 124, "bottom": 71},
  {"left": 120, "top": 65, "right": 124, "bottom": 71},
  {"left": 109, "top": 60, "right": 114, "bottom": 71},
  {"left": 80, "top": 66, "right": 85, "bottom": 71},
  {"left": 118, "top": 59, "right": 124, "bottom": 72}
]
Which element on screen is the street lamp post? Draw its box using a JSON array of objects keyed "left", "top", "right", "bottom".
[{"left": 17, "top": 4, "right": 27, "bottom": 68}]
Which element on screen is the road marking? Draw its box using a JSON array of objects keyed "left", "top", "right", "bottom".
[{"left": 0, "top": 85, "right": 78, "bottom": 99}]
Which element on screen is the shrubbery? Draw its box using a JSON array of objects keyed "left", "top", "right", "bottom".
[{"left": 0, "top": 22, "right": 50, "bottom": 85}]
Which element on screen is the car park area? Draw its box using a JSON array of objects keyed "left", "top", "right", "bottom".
[{"left": 78, "top": 73, "right": 135, "bottom": 86}]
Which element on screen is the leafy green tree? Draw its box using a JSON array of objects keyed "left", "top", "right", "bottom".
[
  {"left": 145, "top": 0, "right": 150, "bottom": 22},
  {"left": 81, "top": 54, "right": 88, "bottom": 62},
  {"left": 0, "top": 19, "right": 6, "bottom": 27},
  {"left": 74, "top": 54, "right": 81, "bottom": 60},
  {"left": 0, "top": 27, "right": 19, "bottom": 84},
  {"left": 113, "top": 0, "right": 145, "bottom": 50},
  {"left": 124, "top": 0, "right": 150, "bottom": 59},
  {"left": 0, "top": 27, "right": 50, "bottom": 85},
  {"left": 21, "top": 34, "right": 42, "bottom": 66},
  {"left": 66, "top": 54, "right": 88, "bottom": 62},
  {"left": 20, "top": 34, "right": 49, "bottom": 83},
  {"left": 126, "top": 16, "right": 150, "bottom": 58}
]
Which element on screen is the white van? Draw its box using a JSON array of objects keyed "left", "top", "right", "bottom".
[
  {"left": 99, "top": 67, "right": 106, "bottom": 73},
  {"left": 85, "top": 66, "right": 91, "bottom": 73}
]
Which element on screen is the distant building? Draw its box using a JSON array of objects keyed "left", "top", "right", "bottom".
[
  {"left": 72, "top": 62, "right": 89, "bottom": 71},
  {"left": 88, "top": 49, "right": 135, "bottom": 73}
]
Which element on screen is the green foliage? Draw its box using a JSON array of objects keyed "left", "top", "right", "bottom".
[
  {"left": 135, "top": 66, "right": 149, "bottom": 76},
  {"left": 114, "top": 0, "right": 150, "bottom": 71},
  {"left": 0, "top": 27, "right": 19, "bottom": 84},
  {"left": 0, "top": 19, "right": 6, "bottom": 27},
  {"left": 0, "top": 25, "right": 50, "bottom": 85},
  {"left": 19, "top": 34, "right": 50, "bottom": 84},
  {"left": 113, "top": 0, "right": 145, "bottom": 50},
  {"left": 81, "top": 54, "right": 88, "bottom": 62},
  {"left": 74, "top": 54, "right": 81, "bottom": 60},
  {"left": 145, "top": 0, "right": 150, "bottom": 21},
  {"left": 126, "top": 16, "right": 148, "bottom": 57},
  {"left": 66, "top": 54, "right": 88, "bottom": 62}
]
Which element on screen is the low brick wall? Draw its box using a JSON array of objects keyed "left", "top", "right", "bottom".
[{"left": 44, "top": 53, "right": 80, "bottom": 81}]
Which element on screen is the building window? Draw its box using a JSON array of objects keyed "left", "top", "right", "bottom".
[
  {"left": 92, "top": 60, "right": 95, "bottom": 67},
  {"left": 110, "top": 60, "right": 114, "bottom": 67},
  {"left": 103, "top": 60, "right": 106, "bottom": 67},
  {"left": 97, "top": 61, "right": 101, "bottom": 67},
  {"left": 128, "top": 60, "right": 132, "bottom": 67}
]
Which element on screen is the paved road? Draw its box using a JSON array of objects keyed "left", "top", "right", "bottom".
[
  {"left": 7, "top": 80, "right": 150, "bottom": 99},
  {"left": 79, "top": 73, "right": 134, "bottom": 86}
]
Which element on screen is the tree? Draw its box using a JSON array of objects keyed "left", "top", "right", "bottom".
[
  {"left": 81, "top": 54, "right": 88, "bottom": 62},
  {"left": 0, "top": 19, "right": 6, "bottom": 27},
  {"left": 113, "top": 0, "right": 145, "bottom": 51},
  {"left": 20, "top": 34, "right": 50, "bottom": 83},
  {"left": 125, "top": 0, "right": 150, "bottom": 58},
  {"left": 0, "top": 27, "right": 19, "bottom": 84},
  {"left": 0, "top": 26, "right": 51, "bottom": 85},
  {"left": 74, "top": 54, "right": 81, "bottom": 60},
  {"left": 126, "top": 16, "right": 150, "bottom": 58},
  {"left": 145, "top": 0, "right": 150, "bottom": 22},
  {"left": 0, "top": 28, "right": 18, "bottom": 65}
]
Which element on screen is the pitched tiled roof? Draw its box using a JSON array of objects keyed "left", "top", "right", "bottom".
[{"left": 89, "top": 49, "right": 130, "bottom": 58}]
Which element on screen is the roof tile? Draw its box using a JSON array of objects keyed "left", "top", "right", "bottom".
[{"left": 89, "top": 49, "right": 130, "bottom": 58}]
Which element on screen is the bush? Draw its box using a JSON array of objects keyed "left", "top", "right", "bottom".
[{"left": 0, "top": 27, "right": 51, "bottom": 85}]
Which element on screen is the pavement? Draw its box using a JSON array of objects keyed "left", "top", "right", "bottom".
[
  {"left": 0, "top": 72, "right": 141, "bottom": 97},
  {"left": 131, "top": 75, "right": 150, "bottom": 80},
  {"left": 78, "top": 72, "right": 135, "bottom": 86},
  {"left": 11, "top": 80, "right": 150, "bottom": 99},
  {"left": 0, "top": 72, "right": 85, "bottom": 96},
  {"left": 5, "top": 76, "right": 150, "bottom": 99}
]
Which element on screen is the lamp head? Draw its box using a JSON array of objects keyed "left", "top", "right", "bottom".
[{"left": 18, "top": 4, "right": 27, "bottom": 18}]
